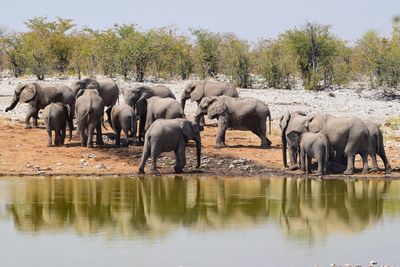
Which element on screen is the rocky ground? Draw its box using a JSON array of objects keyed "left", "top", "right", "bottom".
[{"left": 0, "top": 77, "right": 399, "bottom": 177}]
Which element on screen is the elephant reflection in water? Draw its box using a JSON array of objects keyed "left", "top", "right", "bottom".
[
  {"left": 279, "top": 179, "right": 388, "bottom": 241},
  {"left": 3, "top": 177, "right": 394, "bottom": 241}
]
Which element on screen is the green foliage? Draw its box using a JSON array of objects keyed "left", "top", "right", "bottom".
[
  {"left": 219, "top": 33, "right": 251, "bottom": 88},
  {"left": 252, "top": 38, "right": 297, "bottom": 89},
  {"left": 191, "top": 28, "right": 221, "bottom": 78}
]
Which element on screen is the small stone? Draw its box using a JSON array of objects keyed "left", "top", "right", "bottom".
[
  {"left": 369, "top": 261, "right": 377, "bottom": 265},
  {"left": 56, "top": 163, "right": 63, "bottom": 166},
  {"left": 330, "top": 263, "right": 337, "bottom": 267},
  {"left": 229, "top": 164, "right": 235, "bottom": 168},
  {"left": 87, "top": 153, "right": 97, "bottom": 158},
  {"left": 95, "top": 163, "right": 106, "bottom": 169}
]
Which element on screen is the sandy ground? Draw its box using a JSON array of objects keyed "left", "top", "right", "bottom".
[
  {"left": 0, "top": 116, "right": 399, "bottom": 178},
  {"left": 0, "top": 77, "right": 399, "bottom": 178}
]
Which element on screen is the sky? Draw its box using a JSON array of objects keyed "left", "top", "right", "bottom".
[{"left": 1, "top": 0, "right": 399, "bottom": 42}]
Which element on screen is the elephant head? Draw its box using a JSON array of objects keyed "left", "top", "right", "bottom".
[
  {"left": 71, "top": 78, "right": 100, "bottom": 96},
  {"left": 179, "top": 119, "right": 203, "bottom": 168},
  {"left": 181, "top": 81, "right": 203, "bottom": 111},
  {"left": 5, "top": 83, "right": 38, "bottom": 112},
  {"left": 286, "top": 130, "right": 302, "bottom": 150},
  {"left": 194, "top": 97, "right": 217, "bottom": 121},
  {"left": 305, "top": 114, "right": 326, "bottom": 133},
  {"left": 123, "top": 86, "right": 154, "bottom": 109}
]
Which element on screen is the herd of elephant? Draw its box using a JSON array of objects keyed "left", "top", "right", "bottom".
[{"left": 4, "top": 77, "right": 391, "bottom": 176}]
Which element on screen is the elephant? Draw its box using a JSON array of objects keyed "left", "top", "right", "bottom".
[
  {"left": 5, "top": 83, "right": 75, "bottom": 129},
  {"left": 287, "top": 131, "right": 329, "bottom": 175},
  {"left": 305, "top": 114, "right": 370, "bottom": 175},
  {"left": 194, "top": 96, "right": 272, "bottom": 148},
  {"left": 111, "top": 104, "right": 137, "bottom": 147},
  {"left": 364, "top": 120, "right": 391, "bottom": 171},
  {"left": 181, "top": 80, "right": 239, "bottom": 125},
  {"left": 123, "top": 84, "right": 176, "bottom": 143},
  {"left": 43, "top": 102, "right": 73, "bottom": 147},
  {"left": 136, "top": 96, "right": 185, "bottom": 134},
  {"left": 71, "top": 78, "right": 119, "bottom": 126},
  {"left": 75, "top": 89, "right": 105, "bottom": 148},
  {"left": 279, "top": 111, "right": 311, "bottom": 170},
  {"left": 138, "top": 118, "right": 203, "bottom": 174}
]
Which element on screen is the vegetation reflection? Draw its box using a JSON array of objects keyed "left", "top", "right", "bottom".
[{"left": 2, "top": 177, "right": 400, "bottom": 241}]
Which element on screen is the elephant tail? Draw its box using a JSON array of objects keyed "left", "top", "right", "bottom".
[
  {"left": 268, "top": 111, "right": 271, "bottom": 135},
  {"left": 130, "top": 113, "right": 136, "bottom": 138}
]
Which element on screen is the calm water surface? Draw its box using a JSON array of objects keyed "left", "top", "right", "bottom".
[{"left": 0, "top": 176, "right": 399, "bottom": 267}]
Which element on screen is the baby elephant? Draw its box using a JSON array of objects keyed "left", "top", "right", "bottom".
[
  {"left": 138, "top": 118, "right": 203, "bottom": 174},
  {"left": 287, "top": 131, "right": 329, "bottom": 175},
  {"left": 75, "top": 89, "right": 105, "bottom": 148},
  {"left": 43, "top": 102, "right": 73, "bottom": 146},
  {"left": 111, "top": 104, "right": 137, "bottom": 147}
]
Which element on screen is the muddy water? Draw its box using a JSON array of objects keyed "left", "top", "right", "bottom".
[{"left": 0, "top": 177, "right": 399, "bottom": 267}]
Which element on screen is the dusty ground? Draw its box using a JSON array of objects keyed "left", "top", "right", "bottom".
[{"left": 0, "top": 117, "right": 399, "bottom": 178}]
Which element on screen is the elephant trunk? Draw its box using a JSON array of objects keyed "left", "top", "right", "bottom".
[
  {"left": 5, "top": 94, "right": 19, "bottom": 112},
  {"left": 282, "top": 132, "right": 288, "bottom": 168},
  {"left": 181, "top": 96, "right": 187, "bottom": 111},
  {"left": 195, "top": 139, "right": 201, "bottom": 168}
]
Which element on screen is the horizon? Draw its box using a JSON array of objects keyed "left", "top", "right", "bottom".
[{"left": 1, "top": 0, "right": 399, "bottom": 42}]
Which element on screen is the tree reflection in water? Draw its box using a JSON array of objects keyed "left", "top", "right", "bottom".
[{"left": 1, "top": 177, "right": 400, "bottom": 242}]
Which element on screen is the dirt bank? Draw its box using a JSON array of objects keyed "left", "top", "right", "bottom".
[{"left": 0, "top": 117, "right": 399, "bottom": 178}]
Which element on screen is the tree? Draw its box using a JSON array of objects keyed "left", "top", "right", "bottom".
[
  {"left": 220, "top": 33, "right": 251, "bottom": 88},
  {"left": 252, "top": 38, "right": 297, "bottom": 89},
  {"left": 283, "top": 22, "right": 345, "bottom": 90},
  {"left": 191, "top": 28, "right": 221, "bottom": 78}
]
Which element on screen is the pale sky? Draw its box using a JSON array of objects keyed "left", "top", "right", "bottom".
[{"left": 1, "top": 0, "right": 399, "bottom": 42}]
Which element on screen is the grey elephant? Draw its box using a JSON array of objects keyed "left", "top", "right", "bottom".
[
  {"left": 71, "top": 78, "right": 119, "bottom": 126},
  {"left": 364, "top": 120, "right": 391, "bottom": 171},
  {"left": 305, "top": 114, "right": 370, "bottom": 175},
  {"left": 43, "top": 102, "right": 73, "bottom": 147},
  {"left": 111, "top": 104, "right": 137, "bottom": 147},
  {"left": 138, "top": 118, "right": 202, "bottom": 174},
  {"left": 287, "top": 131, "right": 329, "bottom": 175},
  {"left": 181, "top": 80, "right": 239, "bottom": 125},
  {"left": 279, "top": 111, "right": 311, "bottom": 170},
  {"left": 5, "top": 83, "right": 75, "bottom": 129},
  {"left": 75, "top": 90, "right": 105, "bottom": 148},
  {"left": 195, "top": 96, "right": 272, "bottom": 148},
  {"left": 123, "top": 85, "right": 175, "bottom": 142},
  {"left": 137, "top": 96, "right": 185, "bottom": 133}
]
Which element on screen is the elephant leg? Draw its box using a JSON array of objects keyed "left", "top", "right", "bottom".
[
  {"left": 343, "top": 152, "right": 355, "bottom": 175},
  {"left": 369, "top": 151, "right": 379, "bottom": 171},
  {"left": 122, "top": 128, "right": 130, "bottom": 147},
  {"left": 115, "top": 128, "right": 121, "bottom": 147},
  {"left": 32, "top": 110, "right": 39, "bottom": 128},
  {"left": 24, "top": 106, "right": 37, "bottom": 128},
  {"left": 105, "top": 107, "right": 113, "bottom": 129},
  {"left": 61, "top": 124, "right": 66, "bottom": 145},
  {"left": 289, "top": 145, "right": 299, "bottom": 170},
  {"left": 174, "top": 141, "right": 186, "bottom": 173},
  {"left": 307, "top": 156, "right": 312, "bottom": 174},
  {"left": 87, "top": 123, "right": 96, "bottom": 148},
  {"left": 378, "top": 148, "right": 392, "bottom": 172},
  {"left": 150, "top": 145, "right": 160, "bottom": 174},
  {"left": 255, "top": 122, "right": 271, "bottom": 149},
  {"left": 316, "top": 154, "right": 324, "bottom": 176},
  {"left": 96, "top": 121, "right": 104, "bottom": 146},
  {"left": 215, "top": 119, "right": 227, "bottom": 148},
  {"left": 360, "top": 152, "right": 369, "bottom": 174},
  {"left": 79, "top": 125, "right": 87, "bottom": 147},
  {"left": 47, "top": 129, "right": 53, "bottom": 147},
  {"left": 300, "top": 147, "right": 306, "bottom": 173},
  {"left": 138, "top": 143, "right": 151, "bottom": 174},
  {"left": 137, "top": 115, "right": 146, "bottom": 145}
]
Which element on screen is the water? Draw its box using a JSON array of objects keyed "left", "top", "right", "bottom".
[{"left": 0, "top": 176, "right": 399, "bottom": 267}]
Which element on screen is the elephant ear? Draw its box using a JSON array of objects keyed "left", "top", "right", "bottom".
[
  {"left": 136, "top": 98, "right": 148, "bottom": 116},
  {"left": 207, "top": 100, "right": 227, "bottom": 119},
  {"left": 19, "top": 84, "right": 37, "bottom": 103},
  {"left": 179, "top": 119, "right": 194, "bottom": 140},
  {"left": 190, "top": 83, "right": 204, "bottom": 102},
  {"left": 279, "top": 111, "right": 291, "bottom": 131},
  {"left": 76, "top": 89, "right": 85, "bottom": 99},
  {"left": 287, "top": 131, "right": 301, "bottom": 147},
  {"left": 306, "top": 115, "right": 325, "bottom": 133}
]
